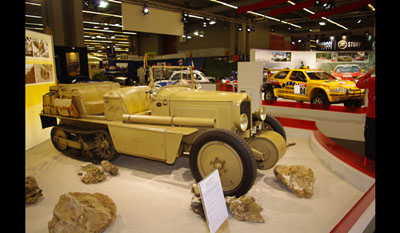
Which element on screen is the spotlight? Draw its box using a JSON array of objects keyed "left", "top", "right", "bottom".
[
  {"left": 143, "top": 4, "right": 149, "bottom": 15},
  {"left": 209, "top": 19, "right": 216, "bottom": 25},
  {"left": 246, "top": 26, "right": 251, "bottom": 33},
  {"left": 238, "top": 26, "right": 242, "bottom": 31},
  {"left": 356, "top": 18, "right": 362, "bottom": 24},
  {"left": 182, "top": 13, "right": 188, "bottom": 24},
  {"left": 98, "top": 0, "right": 109, "bottom": 8}
]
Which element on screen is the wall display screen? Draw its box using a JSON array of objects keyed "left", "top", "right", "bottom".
[
  {"left": 65, "top": 52, "right": 81, "bottom": 77},
  {"left": 122, "top": 3, "right": 184, "bottom": 36}
]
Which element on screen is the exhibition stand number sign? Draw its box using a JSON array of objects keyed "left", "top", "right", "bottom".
[{"left": 199, "top": 169, "right": 228, "bottom": 233}]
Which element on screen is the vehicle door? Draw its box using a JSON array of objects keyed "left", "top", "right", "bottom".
[
  {"left": 272, "top": 70, "right": 290, "bottom": 98},
  {"left": 287, "top": 71, "right": 308, "bottom": 101}
]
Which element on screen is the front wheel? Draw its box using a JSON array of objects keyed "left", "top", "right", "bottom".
[
  {"left": 263, "top": 87, "right": 277, "bottom": 101},
  {"left": 311, "top": 93, "right": 330, "bottom": 106},
  {"left": 189, "top": 129, "right": 257, "bottom": 197}
]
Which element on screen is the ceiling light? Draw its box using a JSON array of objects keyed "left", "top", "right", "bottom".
[
  {"left": 238, "top": 26, "right": 242, "bottom": 31},
  {"left": 194, "top": 31, "right": 199, "bottom": 36},
  {"left": 210, "top": 0, "right": 238, "bottom": 9},
  {"left": 303, "top": 8, "right": 315, "bottom": 14},
  {"left": 188, "top": 14, "right": 204, "bottom": 19},
  {"left": 82, "top": 10, "right": 122, "bottom": 18},
  {"left": 209, "top": 19, "right": 216, "bottom": 25},
  {"left": 368, "top": 4, "right": 375, "bottom": 11},
  {"left": 356, "top": 18, "right": 362, "bottom": 24},
  {"left": 98, "top": 0, "right": 109, "bottom": 8},
  {"left": 322, "top": 17, "right": 348, "bottom": 30},
  {"left": 319, "top": 21, "right": 326, "bottom": 26},
  {"left": 143, "top": 4, "right": 149, "bottom": 15}
]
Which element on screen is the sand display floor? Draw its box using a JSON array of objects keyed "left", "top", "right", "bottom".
[{"left": 26, "top": 127, "right": 365, "bottom": 233}]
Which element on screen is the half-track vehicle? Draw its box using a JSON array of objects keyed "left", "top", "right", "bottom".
[{"left": 40, "top": 66, "right": 287, "bottom": 197}]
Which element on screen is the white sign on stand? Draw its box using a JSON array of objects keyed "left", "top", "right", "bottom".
[{"left": 198, "top": 169, "right": 228, "bottom": 233}]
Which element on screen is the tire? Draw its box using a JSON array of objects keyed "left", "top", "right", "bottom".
[
  {"left": 263, "top": 87, "right": 277, "bottom": 101},
  {"left": 311, "top": 93, "right": 330, "bottom": 105},
  {"left": 264, "top": 114, "right": 287, "bottom": 142},
  {"left": 344, "top": 99, "right": 363, "bottom": 108},
  {"left": 189, "top": 128, "right": 257, "bottom": 197}
]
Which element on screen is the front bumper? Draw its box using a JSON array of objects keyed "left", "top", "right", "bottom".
[{"left": 328, "top": 89, "right": 365, "bottom": 102}]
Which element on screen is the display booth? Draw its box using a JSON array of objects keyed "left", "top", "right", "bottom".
[
  {"left": 248, "top": 48, "right": 375, "bottom": 154},
  {"left": 25, "top": 30, "right": 57, "bottom": 150}
]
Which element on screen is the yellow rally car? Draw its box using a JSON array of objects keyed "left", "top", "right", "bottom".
[{"left": 261, "top": 68, "right": 365, "bottom": 107}]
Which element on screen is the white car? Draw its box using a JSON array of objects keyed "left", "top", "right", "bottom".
[{"left": 155, "top": 70, "right": 213, "bottom": 87}]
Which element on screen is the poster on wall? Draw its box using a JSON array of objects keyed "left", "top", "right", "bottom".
[
  {"left": 316, "top": 51, "right": 369, "bottom": 63},
  {"left": 271, "top": 52, "right": 291, "bottom": 62},
  {"left": 25, "top": 30, "right": 56, "bottom": 85}
]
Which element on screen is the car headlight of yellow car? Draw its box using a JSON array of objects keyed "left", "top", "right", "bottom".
[
  {"left": 240, "top": 113, "right": 248, "bottom": 131},
  {"left": 329, "top": 87, "right": 347, "bottom": 93}
]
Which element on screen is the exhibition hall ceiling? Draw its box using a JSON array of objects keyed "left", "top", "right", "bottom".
[{"left": 25, "top": 0, "right": 375, "bottom": 58}]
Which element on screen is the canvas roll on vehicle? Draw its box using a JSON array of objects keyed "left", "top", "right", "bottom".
[{"left": 40, "top": 66, "right": 287, "bottom": 197}]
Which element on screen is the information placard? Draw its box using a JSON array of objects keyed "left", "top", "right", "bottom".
[{"left": 198, "top": 169, "right": 228, "bottom": 233}]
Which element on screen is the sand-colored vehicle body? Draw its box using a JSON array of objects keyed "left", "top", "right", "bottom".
[{"left": 40, "top": 66, "right": 286, "bottom": 196}]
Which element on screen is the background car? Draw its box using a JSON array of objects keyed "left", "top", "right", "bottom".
[
  {"left": 331, "top": 64, "right": 364, "bottom": 81},
  {"left": 155, "top": 69, "right": 212, "bottom": 87},
  {"left": 262, "top": 68, "right": 365, "bottom": 107}
]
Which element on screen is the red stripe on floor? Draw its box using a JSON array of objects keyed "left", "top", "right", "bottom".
[{"left": 330, "top": 183, "right": 375, "bottom": 233}]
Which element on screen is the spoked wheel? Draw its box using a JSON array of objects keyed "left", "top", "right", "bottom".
[
  {"left": 189, "top": 129, "right": 257, "bottom": 197},
  {"left": 92, "top": 131, "right": 117, "bottom": 162},
  {"left": 51, "top": 126, "right": 68, "bottom": 151}
]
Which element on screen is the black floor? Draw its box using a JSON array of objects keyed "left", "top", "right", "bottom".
[{"left": 329, "top": 137, "right": 365, "bottom": 156}]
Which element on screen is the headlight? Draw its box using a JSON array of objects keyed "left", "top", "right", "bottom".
[
  {"left": 329, "top": 87, "right": 347, "bottom": 93},
  {"left": 240, "top": 114, "right": 248, "bottom": 131},
  {"left": 259, "top": 106, "right": 267, "bottom": 121}
]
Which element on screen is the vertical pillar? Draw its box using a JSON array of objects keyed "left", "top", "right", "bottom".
[
  {"left": 41, "top": 0, "right": 88, "bottom": 83},
  {"left": 238, "top": 23, "right": 247, "bottom": 59},
  {"left": 41, "top": 0, "right": 84, "bottom": 47},
  {"left": 228, "top": 22, "right": 236, "bottom": 56}
]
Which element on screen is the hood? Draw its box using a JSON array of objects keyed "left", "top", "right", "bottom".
[{"left": 315, "top": 79, "right": 357, "bottom": 89}]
